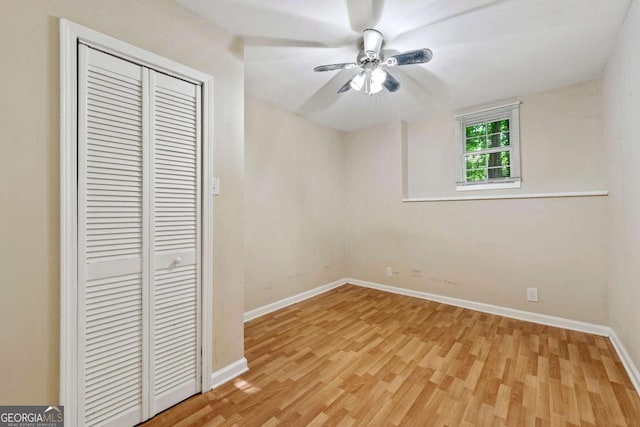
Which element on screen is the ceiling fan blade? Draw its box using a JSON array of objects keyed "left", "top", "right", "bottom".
[
  {"left": 297, "top": 69, "right": 359, "bottom": 115},
  {"left": 393, "top": 0, "right": 509, "bottom": 44},
  {"left": 391, "top": 67, "right": 449, "bottom": 108},
  {"left": 337, "top": 79, "right": 353, "bottom": 94},
  {"left": 382, "top": 70, "right": 401, "bottom": 92},
  {"left": 385, "top": 49, "right": 433, "bottom": 66},
  {"left": 243, "top": 36, "right": 327, "bottom": 48},
  {"left": 314, "top": 63, "right": 358, "bottom": 72},
  {"left": 346, "top": 0, "right": 385, "bottom": 32},
  {"left": 421, "top": 0, "right": 509, "bottom": 29},
  {"left": 176, "top": 0, "right": 356, "bottom": 47},
  {"left": 363, "top": 28, "right": 384, "bottom": 59}
]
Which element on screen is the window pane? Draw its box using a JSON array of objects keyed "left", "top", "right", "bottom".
[
  {"left": 487, "top": 119, "right": 509, "bottom": 134},
  {"left": 466, "top": 137, "right": 486, "bottom": 152},
  {"left": 465, "top": 154, "right": 487, "bottom": 169},
  {"left": 465, "top": 124, "right": 486, "bottom": 138},
  {"left": 488, "top": 132, "right": 510, "bottom": 148},
  {"left": 488, "top": 152, "right": 502, "bottom": 168},
  {"left": 486, "top": 151, "right": 511, "bottom": 180},
  {"left": 488, "top": 166, "right": 511, "bottom": 179},
  {"left": 500, "top": 151, "right": 511, "bottom": 166},
  {"left": 466, "top": 169, "right": 487, "bottom": 182}
]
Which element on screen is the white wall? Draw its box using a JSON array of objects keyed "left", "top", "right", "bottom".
[
  {"left": 244, "top": 97, "right": 346, "bottom": 310},
  {"left": 0, "top": 0, "right": 245, "bottom": 404},
  {"left": 602, "top": 0, "right": 640, "bottom": 371},
  {"left": 407, "top": 80, "right": 606, "bottom": 198},
  {"left": 345, "top": 82, "right": 610, "bottom": 325}
]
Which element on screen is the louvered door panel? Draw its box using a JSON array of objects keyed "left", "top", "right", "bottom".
[
  {"left": 78, "top": 45, "right": 145, "bottom": 427},
  {"left": 77, "top": 45, "right": 203, "bottom": 426},
  {"left": 151, "top": 72, "right": 201, "bottom": 414}
]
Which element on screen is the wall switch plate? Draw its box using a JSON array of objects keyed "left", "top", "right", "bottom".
[
  {"left": 386, "top": 267, "right": 393, "bottom": 277},
  {"left": 526, "top": 287, "right": 539, "bottom": 302},
  {"left": 212, "top": 177, "right": 220, "bottom": 195}
]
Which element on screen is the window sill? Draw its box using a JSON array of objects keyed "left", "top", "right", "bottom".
[
  {"left": 402, "top": 190, "right": 609, "bottom": 203},
  {"left": 456, "top": 180, "right": 521, "bottom": 192}
]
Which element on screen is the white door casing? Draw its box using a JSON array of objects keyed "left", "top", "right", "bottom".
[{"left": 60, "top": 19, "right": 214, "bottom": 427}]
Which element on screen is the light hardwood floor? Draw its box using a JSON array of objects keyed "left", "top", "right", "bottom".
[{"left": 140, "top": 285, "right": 640, "bottom": 426}]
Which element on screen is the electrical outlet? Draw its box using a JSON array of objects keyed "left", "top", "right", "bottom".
[
  {"left": 386, "top": 267, "right": 393, "bottom": 277},
  {"left": 526, "top": 287, "right": 539, "bottom": 302}
]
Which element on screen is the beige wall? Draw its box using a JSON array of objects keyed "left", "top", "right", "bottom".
[
  {"left": 407, "top": 80, "right": 606, "bottom": 197},
  {"left": 244, "top": 97, "right": 345, "bottom": 310},
  {"left": 345, "top": 84, "right": 610, "bottom": 325},
  {"left": 0, "top": 0, "right": 634, "bottom": 408},
  {"left": 0, "top": 0, "right": 245, "bottom": 404},
  {"left": 602, "top": 0, "right": 640, "bottom": 371}
]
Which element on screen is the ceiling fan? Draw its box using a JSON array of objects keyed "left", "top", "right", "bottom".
[{"left": 313, "top": 28, "right": 433, "bottom": 96}]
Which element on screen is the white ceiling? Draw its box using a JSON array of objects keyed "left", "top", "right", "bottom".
[{"left": 176, "top": 0, "right": 631, "bottom": 132}]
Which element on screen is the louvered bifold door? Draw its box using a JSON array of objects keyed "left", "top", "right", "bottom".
[
  {"left": 78, "top": 45, "right": 202, "bottom": 426},
  {"left": 77, "top": 45, "right": 146, "bottom": 427},
  {"left": 149, "top": 71, "right": 201, "bottom": 415}
]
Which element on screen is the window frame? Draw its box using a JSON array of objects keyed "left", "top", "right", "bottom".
[{"left": 455, "top": 102, "right": 521, "bottom": 191}]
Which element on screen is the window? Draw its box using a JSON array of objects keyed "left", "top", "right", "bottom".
[{"left": 455, "top": 102, "right": 521, "bottom": 191}]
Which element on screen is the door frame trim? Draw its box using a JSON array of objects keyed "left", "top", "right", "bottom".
[{"left": 60, "top": 18, "right": 214, "bottom": 425}]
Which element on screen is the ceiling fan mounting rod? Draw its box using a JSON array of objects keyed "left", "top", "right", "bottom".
[{"left": 363, "top": 28, "right": 383, "bottom": 60}]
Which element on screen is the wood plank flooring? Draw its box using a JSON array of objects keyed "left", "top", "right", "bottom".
[{"left": 140, "top": 285, "right": 640, "bottom": 426}]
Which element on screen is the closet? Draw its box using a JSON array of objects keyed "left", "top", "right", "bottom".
[{"left": 77, "top": 44, "right": 201, "bottom": 426}]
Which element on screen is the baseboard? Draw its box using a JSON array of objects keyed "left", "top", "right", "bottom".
[
  {"left": 244, "top": 278, "right": 347, "bottom": 322},
  {"left": 346, "top": 278, "right": 611, "bottom": 337},
  {"left": 243, "top": 277, "right": 609, "bottom": 335},
  {"left": 210, "top": 357, "right": 248, "bottom": 390},
  {"left": 609, "top": 329, "right": 640, "bottom": 395}
]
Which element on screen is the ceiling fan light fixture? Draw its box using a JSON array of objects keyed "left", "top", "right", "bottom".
[
  {"left": 367, "top": 68, "right": 386, "bottom": 95},
  {"left": 350, "top": 72, "right": 366, "bottom": 91},
  {"left": 350, "top": 68, "right": 387, "bottom": 95},
  {"left": 371, "top": 68, "right": 387, "bottom": 85},
  {"left": 367, "top": 80, "right": 384, "bottom": 95}
]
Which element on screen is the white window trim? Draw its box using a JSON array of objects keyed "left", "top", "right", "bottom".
[
  {"left": 456, "top": 181, "right": 521, "bottom": 191},
  {"left": 60, "top": 19, "right": 215, "bottom": 426},
  {"left": 455, "top": 102, "right": 521, "bottom": 191}
]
